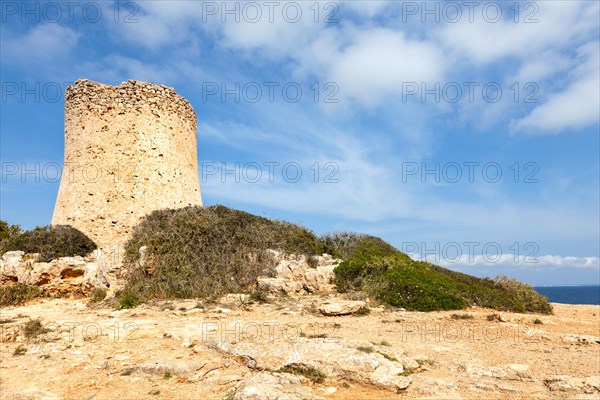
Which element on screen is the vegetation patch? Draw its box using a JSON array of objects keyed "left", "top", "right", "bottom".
[
  {"left": 0, "top": 220, "right": 21, "bottom": 241},
  {"left": 89, "top": 288, "right": 107, "bottom": 303},
  {"left": 378, "top": 351, "right": 398, "bottom": 362},
  {"left": 0, "top": 223, "right": 96, "bottom": 262},
  {"left": 23, "top": 319, "right": 50, "bottom": 338},
  {"left": 487, "top": 314, "right": 499, "bottom": 321},
  {"left": 355, "top": 306, "right": 371, "bottom": 316},
  {"left": 119, "top": 205, "right": 323, "bottom": 303},
  {"left": 451, "top": 313, "right": 475, "bottom": 320},
  {"left": 321, "top": 231, "right": 400, "bottom": 261},
  {"left": 13, "top": 345, "right": 27, "bottom": 356},
  {"left": 249, "top": 290, "right": 268, "bottom": 304},
  {"left": 277, "top": 363, "right": 326, "bottom": 384},
  {"left": 356, "top": 345, "right": 374, "bottom": 353},
  {"left": 0, "top": 284, "right": 42, "bottom": 307},
  {"left": 117, "top": 292, "right": 142, "bottom": 309},
  {"left": 332, "top": 236, "right": 552, "bottom": 314}
]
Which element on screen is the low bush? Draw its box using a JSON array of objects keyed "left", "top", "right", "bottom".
[
  {"left": 117, "top": 291, "right": 141, "bottom": 309},
  {"left": 355, "top": 306, "right": 371, "bottom": 316},
  {"left": 321, "top": 231, "right": 400, "bottom": 260},
  {"left": 13, "top": 345, "right": 27, "bottom": 356},
  {"left": 333, "top": 238, "right": 553, "bottom": 314},
  {"left": 277, "top": 363, "right": 326, "bottom": 383},
  {"left": 23, "top": 319, "right": 50, "bottom": 338},
  {"left": 114, "top": 205, "right": 551, "bottom": 315},
  {"left": 250, "top": 290, "right": 268, "bottom": 304},
  {"left": 120, "top": 205, "right": 324, "bottom": 302},
  {"left": 0, "top": 284, "right": 41, "bottom": 306},
  {"left": 0, "top": 225, "right": 96, "bottom": 262},
  {"left": 89, "top": 288, "right": 107, "bottom": 303},
  {"left": 451, "top": 313, "right": 475, "bottom": 320},
  {"left": 356, "top": 345, "right": 374, "bottom": 353},
  {"left": 494, "top": 275, "right": 553, "bottom": 315},
  {"left": 0, "top": 220, "right": 21, "bottom": 241}
]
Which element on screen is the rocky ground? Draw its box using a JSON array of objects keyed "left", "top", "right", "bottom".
[{"left": 0, "top": 294, "right": 598, "bottom": 400}]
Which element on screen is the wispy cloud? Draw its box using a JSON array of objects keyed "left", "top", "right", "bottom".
[
  {"left": 1, "top": 24, "right": 79, "bottom": 70},
  {"left": 412, "top": 253, "right": 600, "bottom": 270},
  {"left": 512, "top": 41, "right": 600, "bottom": 133}
]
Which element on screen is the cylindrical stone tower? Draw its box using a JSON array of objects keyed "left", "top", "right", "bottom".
[{"left": 52, "top": 79, "right": 202, "bottom": 251}]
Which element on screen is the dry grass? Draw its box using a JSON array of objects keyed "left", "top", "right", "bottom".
[{"left": 119, "top": 205, "right": 323, "bottom": 303}]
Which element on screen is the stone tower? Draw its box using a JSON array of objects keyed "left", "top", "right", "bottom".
[{"left": 52, "top": 79, "right": 202, "bottom": 252}]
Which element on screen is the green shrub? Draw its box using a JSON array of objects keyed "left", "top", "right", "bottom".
[
  {"left": 451, "top": 313, "right": 475, "bottom": 320},
  {"left": 356, "top": 345, "right": 374, "bottom": 353},
  {"left": 250, "top": 290, "right": 268, "bottom": 304},
  {"left": 117, "top": 292, "right": 141, "bottom": 309},
  {"left": 13, "top": 345, "right": 27, "bottom": 356},
  {"left": 277, "top": 363, "right": 326, "bottom": 383},
  {"left": 494, "top": 276, "right": 553, "bottom": 315},
  {"left": 321, "top": 231, "right": 400, "bottom": 260},
  {"left": 355, "top": 306, "right": 371, "bottom": 316},
  {"left": 121, "top": 205, "right": 324, "bottom": 301},
  {"left": 23, "top": 319, "right": 50, "bottom": 338},
  {"left": 0, "top": 220, "right": 21, "bottom": 241},
  {"left": 0, "top": 225, "right": 96, "bottom": 262},
  {"left": 0, "top": 284, "right": 41, "bottom": 306},
  {"left": 334, "top": 248, "right": 553, "bottom": 314},
  {"left": 89, "top": 288, "right": 107, "bottom": 303}
]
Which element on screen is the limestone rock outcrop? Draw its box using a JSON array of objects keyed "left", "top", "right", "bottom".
[
  {"left": 232, "top": 372, "right": 326, "bottom": 400},
  {"left": 0, "top": 250, "right": 118, "bottom": 295},
  {"left": 256, "top": 250, "right": 339, "bottom": 295},
  {"left": 208, "top": 338, "right": 413, "bottom": 392},
  {"left": 318, "top": 300, "right": 367, "bottom": 316}
]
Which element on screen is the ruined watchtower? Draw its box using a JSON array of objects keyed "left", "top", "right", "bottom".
[{"left": 52, "top": 79, "right": 202, "bottom": 250}]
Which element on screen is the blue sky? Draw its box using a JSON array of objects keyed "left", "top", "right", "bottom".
[{"left": 1, "top": 1, "right": 599, "bottom": 285}]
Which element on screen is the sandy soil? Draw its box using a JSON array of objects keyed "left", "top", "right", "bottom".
[{"left": 0, "top": 295, "right": 598, "bottom": 399}]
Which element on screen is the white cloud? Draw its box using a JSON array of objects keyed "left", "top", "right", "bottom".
[
  {"left": 512, "top": 41, "right": 600, "bottom": 133},
  {"left": 2, "top": 24, "right": 79, "bottom": 67},
  {"left": 436, "top": 1, "right": 599, "bottom": 65},
  {"left": 217, "top": 4, "right": 323, "bottom": 59},
  {"left": 411, "top": 253, "right": 600, "bottom": 270},
  {"left": 324, "top": 28, "right": 446, "bottom": 107},
  {"left": 107, "top": 1, "right": 203, "bottom": 50}
]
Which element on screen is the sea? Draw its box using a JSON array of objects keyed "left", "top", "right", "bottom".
[{"left": 534, "top": 286, "right": 600, "bottom": 305}]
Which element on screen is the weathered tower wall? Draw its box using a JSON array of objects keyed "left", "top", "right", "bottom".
[{"left": 52, "top": 79, "right": 202, "bottom": 251}]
